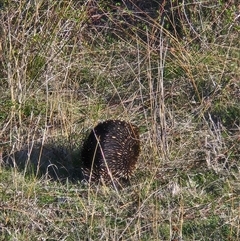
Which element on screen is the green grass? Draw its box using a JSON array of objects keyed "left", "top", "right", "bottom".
[{"left": 0, "top": 0, "right": 240, "bottom": 240}]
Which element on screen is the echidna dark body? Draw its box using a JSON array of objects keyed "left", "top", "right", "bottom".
[{"left": 81, "top": 120, "right": 140, "bottom": 183}]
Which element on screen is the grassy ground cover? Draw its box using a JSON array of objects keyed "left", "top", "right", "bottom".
[{"left": 0, "top": 1, "right": 239, "bottom": 240}]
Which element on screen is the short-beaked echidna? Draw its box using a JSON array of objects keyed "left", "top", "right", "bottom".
[{"left": 81, "top": 120, "right": 140, "bottom": 183}]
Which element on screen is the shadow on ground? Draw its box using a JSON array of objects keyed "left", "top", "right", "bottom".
[{"left": 1, "top": 143, "right": 84, "bottom": 182}]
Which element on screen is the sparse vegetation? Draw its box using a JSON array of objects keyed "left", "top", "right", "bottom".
[{"left": 0, "top": 0, "right": 239, "bottom": 240}]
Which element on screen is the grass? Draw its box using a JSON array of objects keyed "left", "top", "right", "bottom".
[{"left": 0, "top": 0, "right": 240, "bottom": 240}]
